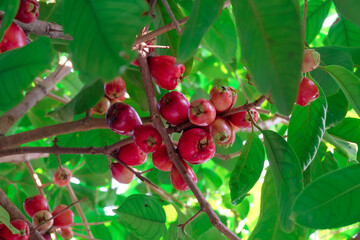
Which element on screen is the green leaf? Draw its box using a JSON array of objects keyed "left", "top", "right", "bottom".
[
  {"left": 262, "top": 130, "right": 303, "bottom": 232},
  {"left": 328, "top": 118, "right": 360, "bottom": 143},
  {"left": 291, "top": 164, "right": 360, "bottom": 229},
  {"left": 321, "top": 65, "right": 360, "bottom": 116},
  {"left": 249, "top": 171, "right": 307, "bottom": 240},
  {"left": 0, "top": 0, "right": 20, "bottom": 42},
  {"left": 202, "top": 168, "right": 223, "bottom": 189},
  {"left": 115, "top": 195, "right": 178, "bottom": 240},
  {"left": 310, "top": 143, "right": 339, "bottom": 181},
  {"left": 232, "top": 0, "right": 303, "bottom": 115},
  {"left": 325, "top": 90, "right": 348, "bottom": 128},
  {"left": 0, "top": 37, "right": 53, "bottom": 111},
  {"left": 49, "top": 79, "right": 104, "bottom": 122},
  {"left": 328, "top": 16, "right": 360, "bottom": 47},
  {"left": 288, "top": 80, "right": 327, "bottom": 170},
  {"left": 333, "top": 0, "right": 360, "bottom": 28},
  {"left": 229, "top": 132, "right": 265, "bottom": 205},
  {"left": 177, "top": 0, "right": 225, "bottom": 63},
  {"left": 62, "top": 0, "right": 150, "bottom": 81},
  {"left": 0, "top": 205, "right": 20, "bottom": 235}
]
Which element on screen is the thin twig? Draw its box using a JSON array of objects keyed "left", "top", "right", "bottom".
[
  {"left": 161, "top": 0, "right": 181, "bottom": 35},
  {"left": 214, "top": 151, "right": 242, "bottom": 160},
  {"left": 303, "top": 0, "right": 308, "bottom": 45},
  {"left": 178, "top": 209, "right": 203, "bottom": 232},
  {"left": 24, "top": 161, "right": 45, "bottom": 198},
  {"left": 72, "top": 221, "right": 111, "bottom": 227},
  {"left": 46, "top": 92, "right": 70, "bottom": 104}
]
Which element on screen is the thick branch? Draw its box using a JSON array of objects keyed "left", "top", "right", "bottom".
[{"left": 0, "top": 153, "right": 49, "bottom": 163}]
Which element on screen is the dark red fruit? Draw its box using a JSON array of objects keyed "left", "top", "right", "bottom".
[
  {"left": 302, "top": 49, "right": 320, "bottom": 73},
  {"left": 92, "top": 96, "right": 110, "bottom": 115},
  {"left": 296, "top": 77, "right": 319, "bottom": 106},
  {"left": 228, "top": 109, "right": 259, "bottom": 128},
  {"left": 209, "top": 85, "right": 234, "bottom": 113},
  {"left": 158, "top": 91, "right": 189, "bottom": 125},
  {"left": 209, "top": 116, "right": 232, "bottom": 144},
  {"left": 188, "top": 99, "right": 216, "bottom": 126},
  {"left": 59, "top": 228, "right": 73, "bottom": 240},
  {"left": 106, "top": 102, "right": 142, "bottom": 135},
  {"left": 133, "top": 124, "right": 162, "bottom": 153},
  {"left": 52, "top": 205, "right": 74, "bottom": 228},
  {"left": 32, "top": 210, "right": 53, "bottom": 234},
  {"left": 53, "top": 168, "right": 72, "bottom": 187},
  {"left": 23, "top": 195, "right": 48, "bottom": 217},
  {"left": 170, "top": 161, "right": 197, "bottom": 191},
  {"left": 148, "top": 55, "right": 185, "bottom": 90},
  {"left": 152, "top": 144, "right": 173, "bottom": 171},
  {"left": 118, "top": 142, "right": 147, "bottom": 166},
  {"left": 15, "top": 0, "right": 39, "bottom": 24},
  {"left": 104, "top": 77, "right": 126, "bottom": 100},
  {"left": 0, "top": 22, "right": 26, "bottom": 53},
  {"left": 42, "top": 232, "right": 52, "bottom": 240},
  {"left": 111, "top": 163, "right": 134, "bottom": 184},
  {"left": 0, "top": 220, "right": 30, "bottom": 240},
  {"left": 177, "top": 128, "right": 215, "bottom": 164}
]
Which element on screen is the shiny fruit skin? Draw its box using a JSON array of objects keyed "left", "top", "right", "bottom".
[
  {"left": 209, "top": 85, "right": 233, "bottom": 113},
  {"left": 209, "top": 116, "right": 232, "bottom": 144},
  {"left": 188, "top": 99, "right": 216, "bottom": 126},
  {"left": 92, "top": 96, "right": 110, "bottom": 115},
  {"left": 228, "top": 109, "right": 259, "bottom": 128},
  {"left": 296, "top": 77, "right": 319, "bottom": 106},
  {"left": 53, "top": 168, "right": 72, "bottom": 187},
  {"left": 148, "top": 55, "right": 185, "bottom": 90},
  {"left": 32, "top": 210, "right": 53, "bottom": 234},
  {"left": 59, "top": 228, "right": 74, "bottom": 240},
  {"left": 15, "top": 0, "right": 39, "bottom": 24},
  {"left": 217, "top": 123, "right": 238, "bottom": 149},
  {"left": 158, "top": 91, "right": 189, "bottom": 125},
  {"left": 302, "top": 49, "right": 320, "bottom": 73},
  {"left": 104, "top": 77, "right": 126, "bottom": 100},
  {"left": 106, "top": 102, "right": 142, "bottom": 135},
  {"left": 0, "top": 22, "right": 26, "bottom": 53},
  {"left": 152, "top": 144, "right": 173, "bottom": 171},
  {"left": 117, "top": 142, "right": 147, "bottom": 166},
  {"left": 111, "top": 163, "right": 134, "bottom": 184},
  {"left": 171, "top": 161, "right": 197, "bottom": 191},
  {"left": 0, "top": 220, "right": 29, "bottom": 240},
  {"left": 178, "top": 128, "right": 215, "bottom": 164},
  {"left": 23, "top": 195, "right": 48, "bottom": 217},
  {"left": 52, "top": 205, "right": 74, "bottom": 228},
  {"left": 133, "top": 124, "right": 162, "bottom": 153}
]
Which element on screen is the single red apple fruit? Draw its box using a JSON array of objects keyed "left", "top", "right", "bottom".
[
  {"left": 296, "top": 77, "right": 319, "bottom": 106},
  {"left": 0, "top": 220, "right": 30, "bottom": 240},
  {"left": 177, "top": 128, "right": 215, "bottom": 164},
  {"left": 59, "top": 228, "right": 73, "bottom": 240},
  {"left": 0, "top": 21, "right": 27, "bottom": 53},
  {"left": 92, "top": 96, "right": 110, "bottom": 115},
  {"left": 15, "top": 0, "right": 40, "bottom": 24},
  {"left": 117, "top": 142, "right": 147, "bottom": 166},
  {"left": 158, "top": 91, "right": 189, "bottom": 125},
  {"left": 188, "top": 99, "right": 216, "bottom": 126},
  {"left": 133, "top": 124, "right": 162, "bottom": 153},
  {"left": 209, "top": 85, "right": 234, "bottom": 113},
  {"left": 104, "top": 77, "right": 126, "bottom": 100},
  {"left": 23, "top": 195, "right": 48, "bottom": 217},
  {"left": 106, "top": 102, "right": 142, "bottom": 135},
  {"left": 53, "top": 168, "right": 72, "bottom": 187},
  {"left": 152, "top": 144, "right": 173, "bottom": 171},
  {"left": 228, "top": 109, "right": 259, "bottom": 128},
  {"left": 217, "top": 123, "right": 238, "bottom": 149},
  {"left": 111, "top": 163, "right": 134, "bottom": 184},
  {"left": 171, "top": 160, "right": 197, "bottom": 191},
  {"left": 148, "top": 55, "right": 185, "bottom": 90},
  {"left": 32, "top": 210, "right": 53, "bottom": 234},
  {"left": 302, "top": 49, "right": 320, "bottom": 73},
  {"left": 209, "top": 116, "right": 232, "bottom": 144},
  {"left": 52, "top": 205, "right": 74, "bottom": 228}
]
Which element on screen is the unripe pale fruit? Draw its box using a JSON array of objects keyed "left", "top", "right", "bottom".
[
  {"left": 106, "top": 102, "right": 142, "bottom": 135},
  {"left": 217, "top": 123, "right": 238, "bottom": 149},
  {"left": 296, "top": 77, "right": 319, "bottom": 106},
  {"left": 111, "top": 163, "right": 134, "bottom": 184},
  {"left": 104, "top": 77, "right": 126, "bottom": 99},
  {"left": 0, "top": 22, "right": 26, "bottom": 53},
  {"left": 152, "top": 144, "right": 173, "bottom": 171},
  {"left": 53, "top": 168, "right": 72, "bottom": 187},
  {"left": 188, "top": 99, "right": 216, "bottom": 126},
  {"left": 0, "top": 220, "right": 29, "bottom": 240},
  {"left": 59, "top": 228, "right": 74, "bottom": 240},
  {"left": 228, "top": 109, "right": 259, "bottom": 128},
  {"left": 117, "top": 142, "right": 147, "bottom": 166},
  {"left": 302, "top": 49, "right": 320, "bottom": 73},
  {"left": 209, "top": 116, "right": 232, "bottom": 144},
  {"left": 23, "top": 195, "right": 48, "bottom": 217},
  {"left": 171, "top": 161, "right": 197, "bottom": 191},
  {"left": 52, "top": 205, "right": 74, "bottom": 228},
  {"left": 15, "top": 0, "right": 40, "bottom": 24},
  {"left": 158, "top": 91, "right": 189, "bottom": 125},
  {"left": 209, "top": 85, "right": 234, "bottom": 113},
  {"left": 133, "top": 124, "right": 162, "bottom": 153},
  {"left": 92, "top": 96, "right": 110, "bottom": 115},
  {"left": 32, "top": 210, "right": 53, "bottom": 234}
]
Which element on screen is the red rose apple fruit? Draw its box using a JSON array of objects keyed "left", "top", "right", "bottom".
[
  {"left": 15, "top": 0, "right": 39, "bottom": 24},
  {"left": 111, "top": 163, "right": 134, "bottom": 184},
  {"left": 209, "top": 116, "right": 232, "bottom": 144},
  {"left": 0, "top": 22, "right": 26, "bottom": 53},
  {"left": 209, "top": 85, "right": 234, "bottom": 113},
  {"left": 133, "top": 124, "right": 162, "bottom": 153},
  {"left": 53, "top": 168, "right": 72, "bottom": 187},
  {"left": 302, "top": 49, "right": 320, "bottom": 73},
  {"left": 296, "top": 77, "right": 319, "bottom": 106},
  {"left": 148, "top": 55, "right": 185, "bottom": 90},
  {"left": 171, "top": 161, "right": 197, "bottom": 191},
  {"left": 104, "top": 77, "right": 126, "bottom": 100},
  {"left": 42, "top": 232, "right": 52, "bottom": 240},
  {"left": 23, "top": 195, "right": 48, "bottom": 217},
  {"left": 188, "top": 99, "right": 216, "bottom": 126},
  {"left": 118, "top": 142, "right": 147, "bottom": 166},
  {"left": 178, "top": 128, "right": 215, "bottom": 164},
  {"left": 0, "top": 220, "right": 30, "bottom": 240},
  {"left": 152, "top": 144, "right": 173, "bottom": 171},
  {"left": 228, "top": 109, "right": 259, "bottom": 128},
  {"left": 52, "top": 205, "right": 74, "bottom": 228},
  {"left": 217, "top": 123, "right": 238, "bottom": 149},
  {"left": 106, "top": 102, "right": 142, "bottom": 135},
  {"left": 59, "top": 228, "right": 74, "bottom": 240},
  {"left": 158, "top": 91, "right": 189, "bottom": 125},
  {"left": 92, "top": 96, "right": 110, "bottom": 115},
  {"left": 32, "top": 210, "right": 53, "bottom": 234}
]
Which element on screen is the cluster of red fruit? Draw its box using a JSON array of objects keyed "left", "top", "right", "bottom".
[{"left": 0, "top": 0, "right": 39, "bottom": 53}]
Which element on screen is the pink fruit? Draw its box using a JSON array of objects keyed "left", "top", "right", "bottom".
[
  {"left": 111, "top": 163, "right": 134, "bottom": 184},
  {"left": 53, "top": 168, "right": 72, "bottom": 187},
  {"left": 171, "top": 161, "right": 197, "bottom": 191},
  {"left": 15, "top": 0, "right": 39, "bottom": 24},
  {"left": 0, "top": 22, "right": 26, "bottom": 53},
  {"left": 188, "top": 99, "right": 216, "bottom": 126},
  {"left": 152, "top": 144, "right": 173, "bottom": 171},
  {"left": 32, "top": 210, "right": 53, "bottom": 234},
  {"left": 209, "top": 116, "right": 232, "bottom": 144},
  {"left": 302, "top": 49, "right": 320, "bottom": 73},
  {"left": 296, "top": 77, "right": 319, "bottom": 106},
  {"left": 52, "top": 205, "right": 74, "bottom": 228},
  {"left": 228, "top": 109, "right": 259, "bottom": 128},
  {"left": 209, "top": 85, "right": 234, "bottom": 113}
]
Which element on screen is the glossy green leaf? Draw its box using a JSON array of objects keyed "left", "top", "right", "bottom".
[
  {"left": 177, "top": 0, "right": 225, "bottom": 63},
  {"left": 115, "top": 195, "right": 178, "bottom": 240},
  {"left": 249, "top": 171, "right": 307, "bottom": 240},
  {"left": 0, "top": 205, "right": 20, "bottom": 235},
  {"left": 328, "top": 118, "right": 360, "bottom": 143},
  {"left": 288, "top": 80, "right": 327, "bottom": 170},
  {"left": 75, "top": 165, "right": 111, "bottom": 187},
  {"left": 202, "top": 168, "right": 223, "bottom": 189},
  {"left": 292, "top": 164, "right": 360, "bottom": 229},
  {"left": 321, "top": 65, "right": 360, "bottom": 116},
  {"left": 229, "top": 132, "right": 265, "bottom": 205},
  {"left": 263, "top": 130, "right": 303, "bottom": 232},
  {"left": 0, "top": 0, "right": 20, "bottom": 42},
  {"left": 0, "top": 37, "right": 53, "bottom": 111},
  {"left": 62, "top": 0, "right": 150, "bottom": 81},
  {"left": 310, "top": 143, "right": 339, "bottom": 181},
  {"left": 232, "top": 0, "right": 303, "bottom": 115},
  {"left": 49, "top": 79, "right": 104, "bottom": 122},
  {"left": 325, "top": 90, "right": 348, "bottom": 128},
  {"left": 333, "top": 0, "right": 360, "bottom": 28},
  {"left": 122, "top": 69, "right": 149, "bottom": 112},
  {"left": 328, "top": 16, "right": 360, "bottom": 47},
  {"left": 323, "top": 131, "right": 350, "bottom": 159}
]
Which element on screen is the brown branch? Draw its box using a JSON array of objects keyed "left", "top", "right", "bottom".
[
  {"left": 0, "top": 153, "right": 49, "bottom": 163},
  {"left": 160, "top": 0, "right": 181, "bottom": 35},
  {"left": 178, "top": 209, "right": 203, "bottom": 232},
  {"left": 24, "top": 161, "right": 45, "bottom": 197},
  {"left": 0, "top": 64, "right": 71, "bottom": 136},
  {"left": 214, "top": 151, "right": 242, "bottom": 160}
]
